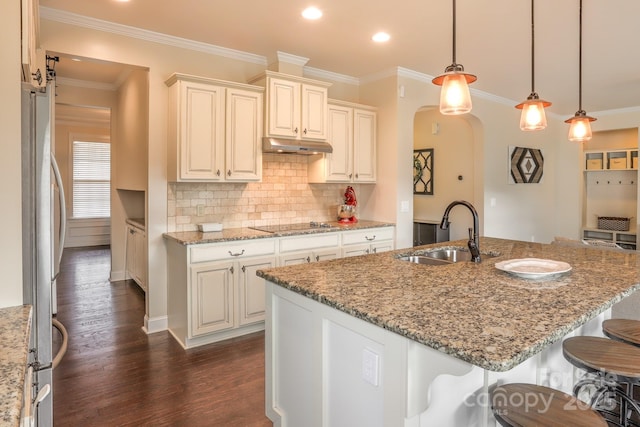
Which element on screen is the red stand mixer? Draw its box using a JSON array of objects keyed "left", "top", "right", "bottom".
[{"left": 337, "top": 186, "right": 358, "bottom": 223}]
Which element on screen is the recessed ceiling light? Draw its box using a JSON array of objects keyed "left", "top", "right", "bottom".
[
  {"left": 302, "top": 6, "right": 323, "bottom": 20},
  {"left": 372, "top": 32, "right": 391, "bottom": 43}
]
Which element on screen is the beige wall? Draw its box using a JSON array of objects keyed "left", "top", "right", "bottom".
[
  {"left": 0, "top": 0, "right": 23, "bottom": 308},
  {"left": 413, "top": 109, "right": 475, "bottom": 241}
]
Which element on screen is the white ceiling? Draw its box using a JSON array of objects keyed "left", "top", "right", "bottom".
[{"left": 40, "top": 0, "right": 640, "bottom": 116}]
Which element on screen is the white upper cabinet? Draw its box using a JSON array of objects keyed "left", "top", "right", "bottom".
[
  {"left": 250, "top": 71, "right": 330, "bottom": 141},
  {"left": 308, "top": 100, "right": 377, "bottom": 183},
  {"left": 226, "top": 88, "right": 263, "bottom": 181},
  {"left": 166, "top": 73, "right": 263, "bottom": 182}
]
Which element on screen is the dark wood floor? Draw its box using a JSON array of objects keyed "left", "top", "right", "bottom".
[{"left": 52, "top": 246, "right": 272, "bottom": 426}]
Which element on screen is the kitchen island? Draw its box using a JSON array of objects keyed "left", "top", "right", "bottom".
[{"left": 257, "top": 237, "right": 640, "bottom": 426}]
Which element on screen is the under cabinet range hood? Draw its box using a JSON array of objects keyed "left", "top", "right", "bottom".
[{"left": 262, "top": 137, "right": 333, "bottom": 154}]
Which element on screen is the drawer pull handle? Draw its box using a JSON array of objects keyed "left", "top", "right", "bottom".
[
  {"left": 365, "top": 235, "right": 376, "bottom": 241},
  {"left": 228, "top": 249, "right": 245, "bottom": 257}
]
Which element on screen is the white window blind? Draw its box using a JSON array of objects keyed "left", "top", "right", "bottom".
[{"left": 72, "top": 141, "right": 111, "bottom": 218}]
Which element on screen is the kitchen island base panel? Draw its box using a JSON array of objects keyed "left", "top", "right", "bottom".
[{"left": 265, "top": 282, "right": 611, "bottom": 427}]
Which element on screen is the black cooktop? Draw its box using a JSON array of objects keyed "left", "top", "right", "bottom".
[{"left": 249, "top": 221, "right": 335, "bottom": 233}]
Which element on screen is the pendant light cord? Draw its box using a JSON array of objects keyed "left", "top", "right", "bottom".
[
  {"left": 452, "top": 0, "right": 457, "bottom": 65},
  {"left": 530, "top": 0, "right": 535, "bottom": 93},
  {"left": 578, "top": 0, "right": 583, "bottom": 111}
]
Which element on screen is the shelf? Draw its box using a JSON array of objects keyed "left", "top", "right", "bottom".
[
  {"left": 584, "top": 149, "right": 638, "bottom": 171},
  {"left": 582, "top": 227, "right": 637, "bottom": 250}
]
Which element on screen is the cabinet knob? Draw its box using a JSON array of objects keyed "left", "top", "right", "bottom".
[
  {"left": 303, "top": 128, "right": 307, "bottom": 135},
  {"left": 372, "top": 248, "right": 377, "bottom": 253},
  {"left": 227, "top": 170, "right": 231, "bottom": 176},
  {"left": 294, "top": 127, "right": 298, "bottom": 134},
  {"left": 216, "top": 169, "right": 221, "bottom": 176},
  {"left": 349, "top": 173, "right": 353, "bottom": 179},
  {"left": 230, "top": 266, "right": 234, "bottom": 274},
  {"left": 241, "top": 265, "right": 246, "bottom": 273},
  {"left": 306, "top": 256, "right": 311, "bottom": 263},
  {"left": 355, "top": 173, "right": 359, "bottom": 179},
  {"left": 365, "top": 249, "right": 370, "bottom": 254},
  {"left": 129, "top": 229, "right": 135, "bottom": 235},
  {"left": 315, "top": 255, "right": 320, "bottom": 262},
  {"left": 228, "top": 249, "right": 245, "bottom": 257}
]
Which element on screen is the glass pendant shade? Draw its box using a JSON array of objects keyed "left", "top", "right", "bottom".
[
  {"left": 566, "top": 112, "right": 595, "bottom": 142},
  {"left": 516, "top": 95, "right": 551, "bottom": 131},
  {"left": 437, "top": 72, "right": 474, "bottom": 115}
]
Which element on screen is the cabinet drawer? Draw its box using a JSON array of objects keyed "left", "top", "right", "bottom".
[
  {"left": 279, "top": 233, "right": 340, "bottom": 253},
  {"left": 341, "top": 227, "right": 394, "bottom": 245},
  {"left": 190, "top": 238, "right": 276, "bottom": 263}
]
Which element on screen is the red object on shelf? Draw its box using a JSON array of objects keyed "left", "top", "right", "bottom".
[{"left": 338, "top": 186, "right": 358, "bottom": 223}]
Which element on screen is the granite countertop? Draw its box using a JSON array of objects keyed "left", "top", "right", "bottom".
[
  {"left": 163, "top": 220, "right": 394, "bottom": 245},
  {"left": 0, "top": 305, "right": 32, "bottom": 427},
  {"left": 257, "top": 237, "right": 640, "bottom": 372}
]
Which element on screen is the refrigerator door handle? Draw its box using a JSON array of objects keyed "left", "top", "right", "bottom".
[{"left": 50, "top": 153, "right": 66, "bottom": 280}]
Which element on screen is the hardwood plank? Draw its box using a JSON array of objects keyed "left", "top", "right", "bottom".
[{"left": 53, "top": 246, "right": 272, "bottom": 426}]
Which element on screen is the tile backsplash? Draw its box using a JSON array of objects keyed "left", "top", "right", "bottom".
[{"left": 168, "top": 153, "right": 355, "bottom": 232}]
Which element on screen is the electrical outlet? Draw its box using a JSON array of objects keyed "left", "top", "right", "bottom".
[{"left": 362, "top": 348, "right": 379, "bottom": 386}]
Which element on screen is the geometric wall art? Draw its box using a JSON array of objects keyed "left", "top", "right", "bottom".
[
  {"left": 509, "top": 146, "right": 544, "bottom": 184},
  {"left": 414, "top": 148, "right": 434, "bottom": 194}
]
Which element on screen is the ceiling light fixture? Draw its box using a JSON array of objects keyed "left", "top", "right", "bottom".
[
  {"left": 515, "top": 0, "right": 551, "bottom": 131},
  {"left": 372, "top": 32, "right": 390, "bottom": 43},
  {"left": 565, "top": 0, "right": 596, "bottom": 142},
  {"left": 432, "top": 0, "right": 476, "bottom": 115},
  {"left": 302, "top": 6, "right": 322, "bottom": 20}
]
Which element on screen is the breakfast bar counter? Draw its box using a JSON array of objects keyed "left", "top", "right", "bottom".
[{"left": 257, "top": 237, "right": 640, "bottom": 426}]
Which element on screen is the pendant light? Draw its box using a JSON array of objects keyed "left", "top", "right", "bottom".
[
  {"left": 432, "top": 0, "right": 476, "bottom": 115},
  {"left": 515, "top": 0, "right": 551, "bottom": 131},
  {"left": 565, "top": 0, "right": 596, "bottom": 142}
]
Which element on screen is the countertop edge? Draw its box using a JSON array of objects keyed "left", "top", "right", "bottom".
[
  {"left": 163, "top": 221, "right": 395, "bottom": 245},
  {"left": 0, "top": 305, "right": 32, "bottom": 427}
]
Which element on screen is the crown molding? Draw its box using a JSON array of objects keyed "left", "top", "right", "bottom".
[
  {"left": 304, "top": 66, "right": 360, "bottom": 86},
  {"left": 39, "top": 7, "right": 267, "bottom": 66}
]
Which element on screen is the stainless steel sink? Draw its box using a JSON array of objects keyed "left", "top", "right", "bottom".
[{"left": 397, "top": 248, "right": 498, "bottom": 265}]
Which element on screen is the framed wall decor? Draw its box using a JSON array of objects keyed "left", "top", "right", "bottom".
[
  {"left": 414, "top": 148, "right": 434, "bottom": 195},
  {"left": 509, "top": 146, "right": 544, "bottom": 184}
]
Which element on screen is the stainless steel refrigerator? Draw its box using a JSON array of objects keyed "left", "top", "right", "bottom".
[{"left": 22, "top": 81, "right": 66, "bottom": 427}]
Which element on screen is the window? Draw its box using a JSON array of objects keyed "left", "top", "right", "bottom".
[{"left": 72, "top": 140, "right": 111, "bottom": 218}]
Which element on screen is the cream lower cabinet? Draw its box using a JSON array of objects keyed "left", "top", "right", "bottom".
[
  {"left": 341, "top": 227, "right": 395, "bottom": 257},
  {"left": 278, "top": 233, "right": 341, "bottom": 266},
  {"left": 166, "top": 238, "right": 276, "bottom": 349},
  {"left": 125, "top": 223, "right": 146, "bottom": 292}
]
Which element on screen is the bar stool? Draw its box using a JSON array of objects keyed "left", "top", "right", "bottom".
[
  {"left": 563, "top": 336, "right": 640, "bottom": 427},
  {"left": 603, "top": 319, "right": 640, "bottom": 348},
  {"left": 490, "top": 383, "right": 608, "bottom": 426}
]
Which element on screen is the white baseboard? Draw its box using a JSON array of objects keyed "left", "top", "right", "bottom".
[
  {"left": 110, "top": 269, "right": 126, "bottom": 281},
  {"left": 144, "top": 314, "right": 168, "bottom": 334}
]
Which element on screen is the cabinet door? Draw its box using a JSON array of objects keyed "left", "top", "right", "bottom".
[
  {"left": 125, "top": 226, "right": 136, "bottom": 279},
  {"left": 313, "top": 248, "right": 341, "bottom": 262},
  {"left": 226, "top": 88, "right": 262, "bottom": 181},
  {"left": 301, "top": 84, "right": 328, "bottom": 140},
  {"left": 325, "top": 105, "right": 353, "bottom": 182},
  {"left": 180, "top": 82, "right": 225, "bottom": 180},
  {"left": 353, "top": 109, "right": 377, "bottom": 183},
  {"left": 133, "top": 229, "right": 146, "bottom": 291},
  {"left": 370, "top": 240, "right": 394, "bottom": 254},
  {"left": 238, "top": 257, "right": 275, "bottom": 326},
  {"left": 341, "top": 243, "right": 371, "bottom": 258},
  {"left": 190, "top": 261, "right": 234, "bottom": 336},
  {"left": 279, "top": 251, "right": 312, "bottom": 266},
  {"left": 268, "top": 78, "right": 300, "bottom": 138}
]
